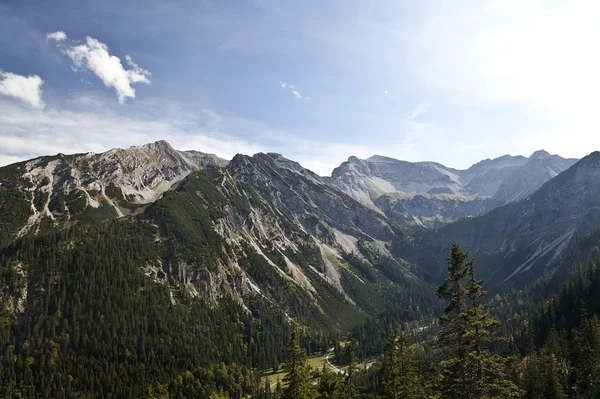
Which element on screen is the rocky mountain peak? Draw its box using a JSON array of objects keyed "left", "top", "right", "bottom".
[
  {"left": 530, "top": 149, "right": 551, "bottom": 159},
  {"left": 227, "top": 153, "right": 252, "bottom": 173},
  {"left": 135, "top": 139, "right": 175, "bottom": 151},
  {"left": 581, "top": 151, "right": 600, "bottom": 163},
  {"left": 327, "top": 150, "right": 578, "bottom": 228},
  {"left": 331, "top": 156, "right": 370, "bottom": 178}
]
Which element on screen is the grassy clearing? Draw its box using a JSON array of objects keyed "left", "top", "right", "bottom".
[{"left": 261, "top": 353, "right": 331, "bottom": 388}]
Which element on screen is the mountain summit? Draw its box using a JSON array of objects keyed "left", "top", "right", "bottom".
[{"left": 328, "top": 150, "right": 578, "bottom": 227}]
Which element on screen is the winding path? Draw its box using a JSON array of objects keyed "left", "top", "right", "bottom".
[{"left": 326, "top": 348, "right": 344, "bottom": 374}]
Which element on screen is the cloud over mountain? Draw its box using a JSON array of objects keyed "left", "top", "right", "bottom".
[
  {"left": 48, "top": 31, "right": 151, "bottom": 103},
  {"left": 0, "top": 71, "right": 44, "bottom": 109}
]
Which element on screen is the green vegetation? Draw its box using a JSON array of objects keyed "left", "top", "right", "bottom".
[
  {"left": 4, "top": 148, "right": 600, "bottom": 399},
  {"left": 266, "top": 243, "right": 600, "bottom": 399},
  {"left": 282, "top": 329, "right": 312, "bottom": 399},
  {"left": 433, "top": 243, "right": 521, "bottom": 399},
  {"left": 380, "top": 331, "right": 423, "bottom": 399}
]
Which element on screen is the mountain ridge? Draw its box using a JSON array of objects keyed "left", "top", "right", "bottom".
[
  {"left": 328, "top": 150, "right": 578, "bottom": 227},
  {"left": 0, "top": 141, "right": 594, "bottom": 305}
]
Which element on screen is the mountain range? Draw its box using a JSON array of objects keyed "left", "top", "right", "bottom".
[
  {"left": 0, "top": 141, "right": 595, "bottom": 319},
  {"left": 2, "top": 139, "right": 600, "bottom": 396},
  {"left": 328, "top": 149, "right": 578, "bottom": 227}
]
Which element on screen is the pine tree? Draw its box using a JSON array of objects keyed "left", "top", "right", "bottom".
[
  {"left": 538, "top": 330, "right": 568, "bottom": 399},
  {"left": 573, "top": 315, "right": 600, "bottom": 399},
  {"left": 435, "top": 242, "right": 521, "bottom": 399},
  {"left": 521, "top": 352, "right": 544, "bottom": 399},
  {"left": 341, "top": 342, "right": 359, "bottom": 399},
  {"left": 380, "top": 331, "right": 424, "bottom": 399},
  {"left": 316, "top": 364, "right": 341, "bottom": 399},
  {"left": 282, "top": 329, "right": 312, "bottom": 399},
  {"left": 275, "top": 379, "right": 284, "bottom": 399}
]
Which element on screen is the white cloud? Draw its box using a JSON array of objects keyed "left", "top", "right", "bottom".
[
  {"left": 280, "top": 80, "right": 309, "bottom": 101},
  {"left": 0, "top": 93, "right": 588, "bottom": 178},
  {"left": 0, "top": 93, "right": 426, "bottom": 177},
  {"left": 46, "top": 31, "right": 67, "bottom": 42},
  {"left": 0, "top": 98, "right": 263, "bottom": 169},
  {"left": 53, "top": 35, "right": 151, "bottom": 103},
  {"left": 0, "top": 71, "right": 45, "bottom": 109}
]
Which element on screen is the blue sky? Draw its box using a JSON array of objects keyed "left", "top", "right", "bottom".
[{"left": 1, "top": 0, "right": 599, "bottom": 175}]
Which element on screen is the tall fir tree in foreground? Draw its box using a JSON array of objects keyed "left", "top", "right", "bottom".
[
  {"left": 380, "top": 331, "right": 424, "bottom": 399},
  {"left": 435, "top": 242, "right": 521, "bottom": 399},
  {"left": 341, "top": 342, "right": 359, "bottom": 399},
  {"left": 282, "top": 329, "right": 312, "bottom": 399}
]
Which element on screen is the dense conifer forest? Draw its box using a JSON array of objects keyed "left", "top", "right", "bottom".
[
  {"left": 256, "top": 246, "right": 600, "bottom": 399},
  {"left": 3, "top": 215, "right": 600, "bottom": 399}
]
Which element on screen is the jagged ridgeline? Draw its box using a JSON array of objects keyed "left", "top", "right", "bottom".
[
  {"left": 2, "top": 141, "right": 600, "bottom": 397},
  {"left": 0, "top": 141, "right": 437, "bottom": 397}
]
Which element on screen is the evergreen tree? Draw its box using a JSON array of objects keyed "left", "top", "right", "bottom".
[
  {"left": 435, "top": 242, "right": 521, "bottom": 399},
  {"left": 282, "top": 329, "right": 312, "bottom": 399},
  {"left": 341, "top": 342, "right": 359, "bottom": 399},
  {"left": 380, "top": 331, "right": 423, "bottom": 399},
  {"left": 275, "top": 379, "right": 284, "bottom": 399},
  {"left": 573, "top": 315, "right": 600, "bottom": 399},
  {"left": 537, "top": 330, "right": 568, "bottom": 399},
  {"left": 316, "top": 364, "right": 341, "bottom": 399},
  {"left": 521, "top": 352, "right": 544, "bottom": 399}
]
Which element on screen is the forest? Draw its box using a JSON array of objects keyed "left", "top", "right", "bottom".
[
  {"left": 2, "top": 218, "right": 600, "bottom": 398},
  {"left": 256, "top": 243, "right": 600, "bottom": 399}
]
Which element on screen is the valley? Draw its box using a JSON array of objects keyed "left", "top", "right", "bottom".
[{"left": 1, "top": 141, "right": 599, "bottom": 398}]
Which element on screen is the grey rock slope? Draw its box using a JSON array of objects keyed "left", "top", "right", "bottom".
[
  {"left": 0, "top": 139, "right": 596, "bottom": 317},
  {"left": 327, "top": 151, "right": 577, "bottom": 227},
  {"left": 0, "top": 140, "right": 226, "bottom": 239},
  {"left": 411, "top": 152, "right": 600, "bottom": 288},
  {"left": 0, "top": 142, "right": 434, "bottom": 330}
]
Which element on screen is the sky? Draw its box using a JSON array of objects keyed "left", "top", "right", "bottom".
[{"left": 1, "top": 0, "right": 599, "bottom": 176}]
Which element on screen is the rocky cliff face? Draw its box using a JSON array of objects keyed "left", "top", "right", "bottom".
[
  {"left": 0, "top": 140, "right": 594, "bottom": 327},
  {"left": 0, "top": 142, "right": 431, "bottom": 330},
  {"left": 489, "top": 150, "right": 578, "bottom": 206},
  {"left": 328, "top": 151, "right": 577, "bottom": 227},
  {"left": 413, "top": 152, "right": 600, "bottom": 288},
  {"left": 0, "top": 140, "right": 227, "bottom": 240}
]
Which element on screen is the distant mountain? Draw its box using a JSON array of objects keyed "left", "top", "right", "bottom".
[
  {"left": 327, "top": 151, "right": 578, "bottom": 227},
  {"left": 408, "top": 152, "right": 600, "bottom": 289}
]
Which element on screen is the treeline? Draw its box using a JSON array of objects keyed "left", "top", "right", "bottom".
[
  {"left": 259, "top": 243, "right": 522, "bottom": 398},
  {"left": 519, "top": 258, "right": 600, "bottom": 399},
  {"left": 261, "top": 244, "right": 600, "bottom": 399},
  {"left": 3, "top": 207, "right": 600, "bottom": 398},
  {"left": 0, "top": 220, "right": 328, "bottom": 398}
]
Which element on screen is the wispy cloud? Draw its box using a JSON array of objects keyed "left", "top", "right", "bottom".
[
  {"left": 280, "top": 81, "right": 309, "bottom": 101},
  {"left": 406, "top": 103, "right": 429, "bottom": 121},
  {"left": 0, "top": 71, "right": 44, "bottom": 109},
  {"left": 48, "top": 31, "right": 151, "bottom": 103},
  {"left": 46, "top": 30, "right": 66, "bottom": 42},
  {"left": 0, "top": 97, "right": 263, "bottom": 168}
]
